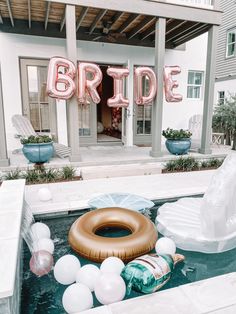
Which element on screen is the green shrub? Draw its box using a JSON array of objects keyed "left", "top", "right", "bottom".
[
  {"left": 22, "top": 169, "right": 40, "bottom": 184},
  {"left": 162, "top": 128, "right": 192, "bottom": 140},
  {"left": 40, "top": 168, "right": 59, "bottom": 183},
  {"left": 60, "top": 166, "right": 76, "bottom": 180},
  {"left": 20, "top": 135, "right": 52, "bottom": 145},
  {"left": 3, "top": 169, "right": 21, "bottom": 180},
  {"left": 206, "top": 158, "right": 224, "bottom": 168}
]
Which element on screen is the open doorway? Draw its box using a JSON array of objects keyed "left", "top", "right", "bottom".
[{"left": 97, "top": 65, "right": 122, "bottom": 143}]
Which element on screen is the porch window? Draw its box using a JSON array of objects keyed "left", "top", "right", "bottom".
[
  {"left": 187, "top": 71, "right": 203, "bottom": 99},
  {"left": 20, "top": 59, "right": 57, "bottom": 139},
  {"left": 27, "top": 66, "right": 49, "bottom": 132},
  {"left": 218, "top": 91, "right": 225, "bottom": 105},
  {"left": 136, "top": 76, "right": 152, "bottom": 135},
  {"left": 226, "top": 28, "right": 236, "bottom": 58}
]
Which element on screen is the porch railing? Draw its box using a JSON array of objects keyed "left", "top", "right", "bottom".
[{"left": 164, "top": 0, "right": 214, "bottom": 9}]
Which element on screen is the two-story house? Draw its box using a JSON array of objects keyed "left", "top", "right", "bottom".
[
  {"left": 215, "top": 0, "right": 236, "bottom": 103},
  {"left": 0, "top": 0, "right": 221, "bottom": 166}
]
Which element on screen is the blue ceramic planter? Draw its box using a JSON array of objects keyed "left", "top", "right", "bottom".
[
  {"left": 22, "top": 142, "right": 54, "bottom": 163},
  {"left": 165, "top": 139, "right": 191, "bottom": 155}
]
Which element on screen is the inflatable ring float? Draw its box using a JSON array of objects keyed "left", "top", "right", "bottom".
[{"left": 68, "top": 207, "right": 158, "bottom": 262}]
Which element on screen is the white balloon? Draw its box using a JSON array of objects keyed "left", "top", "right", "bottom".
[
  {"left": 31, "top": 222, "right": 51, "bottom": 241},
  {"left": 54, "top": 255, "right": 81, "bottom": 285},
  {"left": 33, "top": 238, "right": 54, "bottom": 254},
  {"left": 62, "top": 283, "right": 93, "bottom": 314},
  {"left": 37, "top": 188, "right": 52, "bottom": 202},
  {"left": 94, "top": 273, "right": 126, "bottom": 305},
  {"left": 155, "top": 237, "right": 176, "bottom": 256},
  {"left": 100, "top": 256, "right": 125, "bottom": 275},
  {"left": 76, "top": 264, "right": 101, "bottom": 291}
]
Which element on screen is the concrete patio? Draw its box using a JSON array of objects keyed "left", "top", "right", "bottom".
[{"left": 0, "top": 144, "right": 231, "bottom": 180}]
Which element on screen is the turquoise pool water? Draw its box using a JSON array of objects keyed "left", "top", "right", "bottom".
[{"left": 21, "top": 201, "right": 236, "bottom": 313}]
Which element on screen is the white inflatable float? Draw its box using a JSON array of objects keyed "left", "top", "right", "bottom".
[{"left": 156, "top": 153, "right": 236, "bottom": 253}]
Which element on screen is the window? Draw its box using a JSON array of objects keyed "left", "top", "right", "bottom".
[
  {"left": 20, "top": 59, "right": 58, "bottom": 139},
  {"left": 226, "top": 29, "right": 236, "bottom": 58},
  {"left": 218, "top": 91, "right": 225, "bottom": 105},
  {"left": 187, "top": 71, "right": 203, "bottom": 99}
]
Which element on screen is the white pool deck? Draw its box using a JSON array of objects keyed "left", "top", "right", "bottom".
[{"left": 2, "top": 171, "right": 236, "bottom": 313}]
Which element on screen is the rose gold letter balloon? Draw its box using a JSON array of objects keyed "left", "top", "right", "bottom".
[
  {"left": 47, "top": 57, "right": 76, "bottom": 100},
  {"left": 107, "top": 67, "right": 129, "bottom": 108},
  {"left": 134, "top": 67, "right": 157, "bottom": 105},
  {"left": 78, "top": 62, "right": 102, "bottom": 104},
  {"left": 30, "top": 250, "right": 54, "bottom": 277},
  {"left": 164, "top": 66, "right": 183, "bottom": 102}
]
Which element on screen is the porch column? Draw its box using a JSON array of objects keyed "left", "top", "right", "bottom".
[
  {"left": 150, "top": 18, "right": 166, "bottom": 157},
  {"left": 199, "top": 25, "right": 219, "bottom": 154},
  {"left": 66, "top": 4, "right": 80, "bottom": 161},
  {"left": 0, "top": 66, "right": 9, "bottom": 166}
]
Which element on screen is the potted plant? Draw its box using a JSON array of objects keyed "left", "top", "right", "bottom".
[
  {"left": 162, "top": 128, "right": 192, "bottom": 155},
  {"left": 21, "top": 135, "right": 54, "bottom": 164}
]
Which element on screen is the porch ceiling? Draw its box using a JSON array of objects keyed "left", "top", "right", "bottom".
[{"left": 0, "top": 0, "right": 215, "bottom": 48}]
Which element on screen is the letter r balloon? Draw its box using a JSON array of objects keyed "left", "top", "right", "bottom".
[
  {"left": 46, "top": 57, "right": 76, "bottom": 100},
  {"left": 78, "top": 62, "right": 102, "bottom": 104}
]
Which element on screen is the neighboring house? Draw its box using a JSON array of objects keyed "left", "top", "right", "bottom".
[
  {"left": 0, "top": 0, "right": 221, "bottom": 166},
  {"left": 215, "top": 0, "right": 236, "bottom": 103}
]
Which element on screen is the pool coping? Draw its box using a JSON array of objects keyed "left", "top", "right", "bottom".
[
  {"left": 0, "top": 179, "right": 25, "bottom": 307},
  {"left": 24, "top": 170, "right": 216, "bottom": 215}
]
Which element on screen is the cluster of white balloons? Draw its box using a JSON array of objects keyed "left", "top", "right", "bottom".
[
  {"left": 155, "top": 237, "right": 176, "bottom": 255},
  {"left": 29, "top": 222, "right": 54, "bottom": 276},
  {"left": 54, "top": 255, "right": 127, "bottom": 313}
]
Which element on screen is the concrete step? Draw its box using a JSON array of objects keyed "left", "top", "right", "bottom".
[{"left": 81, "top": 163, "right": 162, "bottom": 180}]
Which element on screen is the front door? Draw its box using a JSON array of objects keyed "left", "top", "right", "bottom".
[{"left": 20, "top": 58, "right": 58, "bottom": 140}]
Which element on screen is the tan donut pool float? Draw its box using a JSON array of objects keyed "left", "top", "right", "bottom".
[{"left": 68, "top": 207, "right": 158, "bottom": 262}]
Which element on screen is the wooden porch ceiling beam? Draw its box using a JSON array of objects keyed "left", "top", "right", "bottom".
[
  {"left": 166, "top": 19, "right": 187, "bottom": 35},
  {"left": 127, "top": 16, "right": 156, "bottom": 39},
  {"left": 46, "top": 0, "right": 222, "bottom": 26},
  {"left": 109, "top": 11, "right": 124, "bottom": 29},
  {"left": 173, "top": 24, "right": 210, "bottom": 47},
  {"left": 76, "top": 7, "right": 88, "bottom": 31},
  {"left": 118, "top": 14, "right": 140, "bottom": 33},
  {"left": 89, "top": 9, "right": 107, "bottom": 34},
  {"left": 6, "top": 0, "right": 14, "bottom": 27},
  {"left": 140, "top": 24, "right": 155, "bottom": 41},
  {"left": 28, "top": 0, "right": 31, "bottom": 28},
  {"left": 166, "top": 21, "right": 200, "bottom": 43},
  {"left": 60, "top": 8, "right": 66, "bottom": 31},
  {"left": 45, "top": 1, "right": 51, "bottom": 30}
]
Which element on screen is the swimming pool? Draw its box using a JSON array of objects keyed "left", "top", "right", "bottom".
[{"left": 21, "top": 200, "right": 236, "bottom": 314}]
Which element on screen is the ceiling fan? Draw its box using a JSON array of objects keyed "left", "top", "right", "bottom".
[{"left": 93, "top": 21, "right": 126, "bottom": 43}]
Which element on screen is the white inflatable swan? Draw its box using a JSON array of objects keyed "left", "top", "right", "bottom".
[{"left": 156, "top": 153, "right": 236, "bottom": 253}]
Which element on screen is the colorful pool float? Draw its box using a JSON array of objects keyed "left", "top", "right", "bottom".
[{"left": 68, "top": 207, "right": 157, "bottom": 262}]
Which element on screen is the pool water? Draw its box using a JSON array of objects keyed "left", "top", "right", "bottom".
[{"left": 21, "top": 202, "right": 236, "bottom": 314}]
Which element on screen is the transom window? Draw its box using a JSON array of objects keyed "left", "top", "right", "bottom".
[
  {"left": 226, "top": 29, "right": 236, "bottom": 58},
  {"left": 187, "top": 71, "right": 203, "bottom": 99},
  {"left": 218, "top": 91, "right": 225, "bottom": 105}
]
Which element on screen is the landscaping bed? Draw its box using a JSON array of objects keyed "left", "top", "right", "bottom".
[
  {"left": 0, "top": 165, "right": 82, "bottom": 185},
  {"left": 162, "top": 157, "right": 224, "bottom": 173}
]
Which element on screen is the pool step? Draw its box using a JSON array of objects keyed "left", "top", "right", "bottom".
[{"left": 80, "top": 163, "right": 162, "bottom": 180}]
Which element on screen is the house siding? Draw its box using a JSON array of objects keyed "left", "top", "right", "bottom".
[{"left": 215, "top": 0, "right": 236, "bottom": 79}]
